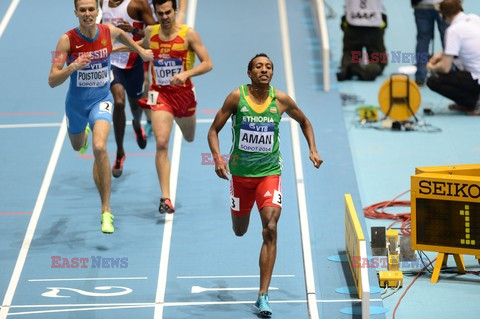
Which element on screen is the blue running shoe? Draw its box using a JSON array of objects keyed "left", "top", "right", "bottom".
[{"left": 255, "top": 293, "right": 272, "bottom": 317}]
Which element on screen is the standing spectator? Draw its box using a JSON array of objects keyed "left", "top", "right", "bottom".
[
  {"left": 426, "top": 0, "right": 480, "bottom": 114},
  {"left": 412, "top": 0, "right": 447, "bottom": 86},
  {"left": 337, "top": 0, "right": 387, "bottom": 82}
]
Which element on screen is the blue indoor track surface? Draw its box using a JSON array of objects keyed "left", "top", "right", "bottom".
[{"left": 3, "top": 0, "right": 479, "bottom": 319}]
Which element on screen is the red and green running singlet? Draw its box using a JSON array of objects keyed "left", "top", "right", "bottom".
[{"left": 229, "top": 85, "right": 282, "bottom": 177}]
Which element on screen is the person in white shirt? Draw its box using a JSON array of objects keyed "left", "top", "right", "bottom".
[{"left": 426, "top": 0, "right": 480, "bottom": 114}]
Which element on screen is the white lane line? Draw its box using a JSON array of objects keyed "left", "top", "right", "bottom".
[
  {"left": 153, "top": 125, "right": 181, "bottom": 319},
  {"left": 7, "top": 298, "right": 385, "bottom": 316},
  {"left": 178, "top": 274, "right": 295, "bottom": 279},
  {"left": 278, "top": 0, "right": 319, "bottom": 319},
  {"left": 9, "top": 297, "right": 384, "bottom": 309},
  {"left": 0, "top": 0, "right": 20, "bottom": 39},
  {"left": 191, "top": 286, "right": 279, "bottom": 294},
  {"left": 0, "top": 118, "right": 291, "bottom": 129},
  {"left": 185, "top": 0, "right": 197, "bottom": 27},
  {"left": 28, "top": 277, "right": 148, "bottom": 282},
  {"left": 166, "top": 299, "right": 383, "bottom": 305},
  {"left": 153, "top": 1, "right": 197, "bottom": 318},
  {"left": 7, "top": 305, "right": 151, "bottom": 316},
  {"left": 10, "top": 303, "right": 154, "bottom": 308},
  {"left": 164, "top": 300, "right": 306, "bottom": 306},
  {"left": 0, "top": 123, "right": 61, "bottom": 129},
  {"left": 0, "top": 116, "right": 67, "bottom": 319}
]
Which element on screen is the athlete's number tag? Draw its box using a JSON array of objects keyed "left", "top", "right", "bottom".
[
  {"left": 230, "top": 195, "right": 240, "bottom": 212},
  {"left": 99, "top": 101, "right": 113, "bottom": 114},
  {"left": 147, "top": 90, "right": 159, "bottom": 106},
  {"left": 273, "top": 190, "right": 282, "bottom": 207}
]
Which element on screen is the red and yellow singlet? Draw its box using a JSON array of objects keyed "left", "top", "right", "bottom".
[{"left": 148, "top": 24, "right": 195, "bottom": 92}]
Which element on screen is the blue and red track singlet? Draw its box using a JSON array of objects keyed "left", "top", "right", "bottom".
[{"left": 65, "top": 24, "right": 113, "bottom": 104}]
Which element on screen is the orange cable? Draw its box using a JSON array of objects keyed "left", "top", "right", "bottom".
[{"left": 363, "top": 190, "right": 411, "bottom": 236}]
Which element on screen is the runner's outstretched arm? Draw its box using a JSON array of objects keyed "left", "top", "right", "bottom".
[
  {"left": 277, "top": 90, "right": 323, "bottom": 168},
  {"left": 207, "top": 89, "right": 240, "bottom": 180}
]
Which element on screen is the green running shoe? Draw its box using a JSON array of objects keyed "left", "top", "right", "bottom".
[
  {"left": 79, "top": 125, "right": 90, "bottom": 154},
  {"left": 101, "top": 211, "right": 114, "bottom": 234},
  {"left": 255, "top": 293, "right": 272, "bottom": 317}
]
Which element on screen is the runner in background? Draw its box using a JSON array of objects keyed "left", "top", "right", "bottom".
[
  {"left": 100, "top": 0, "right": 156, "bottom": 178},
  {"left": 144, "top": 0, "right": 187, "bottom": 136}
]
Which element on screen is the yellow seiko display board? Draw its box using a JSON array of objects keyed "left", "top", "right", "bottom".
[{"left": 411, "top": 165, "right": 480, "bottom": 256}]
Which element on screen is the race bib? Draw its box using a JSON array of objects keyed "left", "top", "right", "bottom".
[
  {"left": 77, "top": 64, "right": 109, "bottom": 88},
  {"left": 272, "top": 190, "right": 283, "bottom": 207},
  {"left": 153, "top": 58, "right": 183, "bottom": 86},
  {"left": 230, "top": 195, "right": 240, "bottom": 212},
  {"left": 99, "top": 101, "right": 113, "bottom": 114},
  {"left": 147, "top": 90, "right": 159, "bottom": 105},
  {"left": 238, "top": 122, "right": 275, "bottom": 153}
]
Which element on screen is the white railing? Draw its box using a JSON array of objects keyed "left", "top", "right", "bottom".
[{"left": 310, "top": 0, "right": 331, "bottom": 92}]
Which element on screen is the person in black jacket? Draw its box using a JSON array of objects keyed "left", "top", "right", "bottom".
[{"left": 337, "top": 0, "right": 388, "bottom": 82}]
